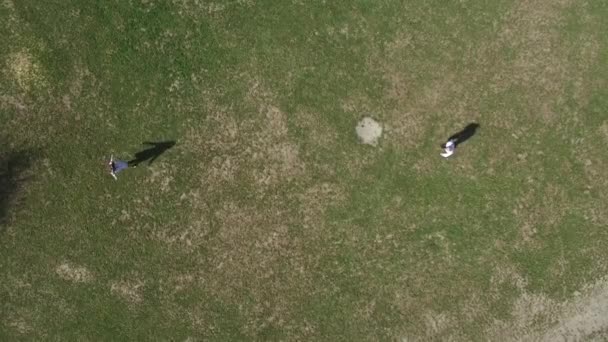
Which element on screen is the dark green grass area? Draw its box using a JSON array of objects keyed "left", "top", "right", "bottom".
[{"left": 2, "top": 0, "right": 608, "bottom": 340}]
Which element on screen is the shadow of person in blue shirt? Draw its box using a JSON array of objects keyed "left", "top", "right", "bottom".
[
  {"left": 128, "top": 141, "right": 176, "bottom": 167},
  {"left": 0, "top": 149, "right": 36, "bottom": 228}
]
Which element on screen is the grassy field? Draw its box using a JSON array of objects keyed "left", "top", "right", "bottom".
[{"left": 1, "top": 0, "right": 608, "bottom": 340}]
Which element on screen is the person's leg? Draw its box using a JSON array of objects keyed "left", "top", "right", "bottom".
[{"left": 440, "top": 150, "right": 454, "bottom": 158}]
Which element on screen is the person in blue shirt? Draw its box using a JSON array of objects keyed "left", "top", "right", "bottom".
[{"left": 109, "top": 155, "right": 129, "bottom": 180}]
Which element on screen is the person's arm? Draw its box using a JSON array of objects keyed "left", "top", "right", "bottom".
[{"left": 108, "top": 155, "right": 117, "bottom": 179}]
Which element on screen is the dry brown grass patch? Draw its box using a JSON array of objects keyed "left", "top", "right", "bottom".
[
  {"left": 4, "top": 50, "right": 48, "bottom": 92},
  {"left": 376, "top": 44, "right": 475, "bottom": 151},
  {"left": 150, "top": 189, "right": 215, "bottom": 253},
  {"left": 1, "top": 0, "right": 22, "bottom": 35},
  {"left": 418, "top": 310, "right": 455, "bottom": 339},
  {"left": 59, "top": 63, "right": 89, "bottom": 113},
  {"left": 378, "top": 0, "right": 600, "bottom": 152},
  {"left": 379, "top": 76, "right": 436, "bottom": 149},
  {"left": 146, "top": 162, "right": 175, "bottom": 193},
  {"left": 298, "top": 182, "right": 345, "bottom": 230},
  {"left": 490, "top": 0, "right": 599, "bottom": 123},
  {"left": 600, "top": 121, "right": 608, "bottom": 143},
  {"left": 291, "top": 109, "right": 339, "bottom": 149},
  {"left": 55, "top": 262, "right": 93, "bottom": 283},
  {"left": 573, "top": 132, "right": 608, "bottom": 226},
  {"left": 185, "top": 78, "right": 307, "bottom": 194},
  {"left": 110, "top": 278, "right": 145, "bottom": 304},
  {"left": 199, "top": 199, "right": 319, "bottom": 337},
  {"left": 5, "top": 311, "right": 35, "bottom": 335},
  {"left": 512, "top": 184, "right": 568, "bottom": 248}
]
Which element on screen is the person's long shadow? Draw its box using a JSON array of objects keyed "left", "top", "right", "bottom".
[
  {"left": 448, "top": 123, "right": 480, "bottom": 147},
  {"left": 128, "top": 141, "right": 176, "bottom": 167},
  {"left": 1, "top": 149, "right": 36, "bottom": 230}
]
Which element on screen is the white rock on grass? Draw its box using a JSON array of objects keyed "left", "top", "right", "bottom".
[{"left": 356, "top": 117, "right": 383, "bottom": 146}]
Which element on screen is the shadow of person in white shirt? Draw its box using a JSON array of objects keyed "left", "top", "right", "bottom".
[{"left": 441, "top": 123, "right": 479, "bottom": 158}]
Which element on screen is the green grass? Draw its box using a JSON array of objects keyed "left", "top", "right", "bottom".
[{"left": 2, "top": 0, "right": 608, "bottom": 340}]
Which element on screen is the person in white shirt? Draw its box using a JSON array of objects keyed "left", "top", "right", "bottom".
[{"left": 440, "top": 139, "right": 456, "bottom": 158}]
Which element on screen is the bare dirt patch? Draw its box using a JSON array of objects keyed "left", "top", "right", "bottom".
[
  {"left": 488, "top": 291, "right": 558, "bottom": 340},
  {"left": 356, "top": 117, "right": 383, "bottom": 146},
  {"left": 538, "top": 276, "right": 608, "bottom": 341},
  {"left": 486, "top": 276, "right": 608, "bottom": 341}
]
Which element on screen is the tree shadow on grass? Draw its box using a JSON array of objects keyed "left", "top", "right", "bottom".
[
  {"left": 128, "top": 141, "right": 176, "bottom": 167},
  {"left": 0, "top": 149, "right": 36, "bottom": 230}
]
